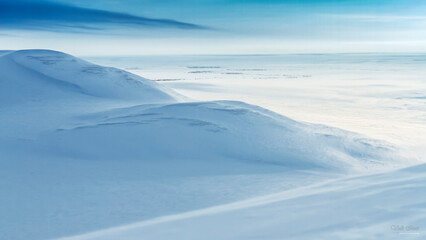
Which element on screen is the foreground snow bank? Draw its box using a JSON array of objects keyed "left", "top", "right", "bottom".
[{"left": 58, "top": 163, "right": 426, "bottom": 240}]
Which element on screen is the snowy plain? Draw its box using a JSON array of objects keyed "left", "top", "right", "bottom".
[
  {"left": 88, "top": 54, "right": 426, "bottom": 151},
  {"left": 1, "top": 50, "right": 425, "bottom": 240}
]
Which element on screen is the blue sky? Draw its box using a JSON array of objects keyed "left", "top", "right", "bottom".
[{"left": 1, "top": 0, "right": 425, "bottom": 55}]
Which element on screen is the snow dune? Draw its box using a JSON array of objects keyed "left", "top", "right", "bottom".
[
  {"left": 59, "top": 163, "right": 426, "bottom": 240},
  {"left": 0, "top": 50, "right": 419, "bottom": 240},
  {"left": 42, "top": 100, "right": 402, "bottom": 173},
  {"left": 0, "top": 49, "right": 179, "bottom": 105},
  {"left": 0, "top": 50, "right": 403, "bottom": 172}
]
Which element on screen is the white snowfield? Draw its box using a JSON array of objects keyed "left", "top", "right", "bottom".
[
  {"left": 58, "top": 164, "right": 426, "bottom": 240},
  {"left": 0, "top": 50, "right": 423, "bottom": 240}
]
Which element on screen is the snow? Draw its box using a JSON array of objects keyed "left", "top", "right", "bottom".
[
  {"left": 89, "top": 54, "right": 426, "bottom": 150},
  {"left": 0, "top": 50, "right": 423, "bottom": 240},
  {"left": 59, "top": 164, "right": 426, "bottom": 240},
  {"left": 0, "top": 50, "right": 179, "bottom": 105}
]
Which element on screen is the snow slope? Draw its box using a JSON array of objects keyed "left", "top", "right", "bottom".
[
  {"left": 0, "top": 50, "right": 418, "bottom": 240},
  {"left": 38, "top": 100, "right": 403, "bottom": 172},
  {"left": 59, "top": 163, "right": 426, "bottom": 240},
  {"left": 0, "top": 50, "right": 179, "bottom": 105}
]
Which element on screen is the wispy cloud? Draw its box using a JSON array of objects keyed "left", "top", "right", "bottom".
[
  {"left": 323, "top": 14, "right": 426, "bottom": 22},
  {"left": 0, "top": 0, "right": 206, "bottom": 32}
]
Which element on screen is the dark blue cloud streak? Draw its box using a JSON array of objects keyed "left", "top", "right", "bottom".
[{"left": 0, "top": 0, "right": 206, "bottom": 31}]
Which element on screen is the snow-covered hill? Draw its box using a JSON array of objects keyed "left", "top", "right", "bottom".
[
  {"left": 0, "top": 50, "right": 179, "bottom": 105},
  {"left": 38, "top": 100, "right": 403, "bottom": 173},
  {"left": 0, "top": 50, "right": 419, "bottom": 240}
]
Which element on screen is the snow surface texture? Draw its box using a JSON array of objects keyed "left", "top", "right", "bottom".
[
  {"left": 59, "top": 164, "right": 426, "bottom": 240},
  {"left": 92, "top": 54, "right": 426, "bottom": 150},
  {"left": 0, "top": 50, "right": 179, "bottom": 105},
  {"left": 0, "top": 50, "right": 422, "bottom": 240}
]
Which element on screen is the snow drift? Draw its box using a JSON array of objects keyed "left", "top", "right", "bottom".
[
  {"left": 0, "top": 49, "right": 179, "bottom": 105},
  {"left": 59, "top": 163, "right": 426, "bottom": 240},
  {"left": 41, "top": 100, "right": 401, "bottom": 172},
  {"left": 0, "top": 50, "right": 413, "bottom": 240}
]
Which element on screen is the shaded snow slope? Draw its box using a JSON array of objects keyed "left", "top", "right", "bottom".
[
  {"left": 0, "top": 50, "right": 416, "bottom": 240},
  {"left": 58, "top": 163, "right": 426, "bottom": 240},
  {"left": 39, "top": 100, "right": 403, "bottom": 173},
  {"left": 0, "top": 50, "right": 179, "bottom": 105}
]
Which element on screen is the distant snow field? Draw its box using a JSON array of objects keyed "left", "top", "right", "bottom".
[
  {"left": 88, "top": 54, "right": 426, "bottom": 150},
  {"left": 1, "top": 50, "right": 425, "bottom": 240}
]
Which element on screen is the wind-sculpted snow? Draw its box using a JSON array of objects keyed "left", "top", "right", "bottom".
[
  {"left": 0, "top": 50, "right": 179, "bottom": 104},
  {"left": 43, "top": 100, "right": 402, "bottom": 173},
  {"left": 0, "top": 50, "right": 418, "bottom": 240},
  {"left": 58, "top": 164, "right": 426, "bottom": 240}
]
